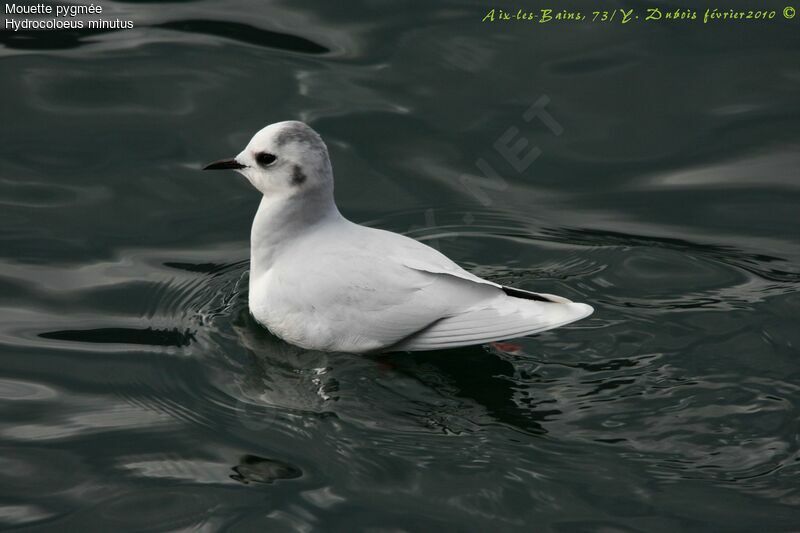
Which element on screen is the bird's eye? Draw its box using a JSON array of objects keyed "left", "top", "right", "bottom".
[{"left": 255, "top": 152, "right": 277, "bottom": 166}]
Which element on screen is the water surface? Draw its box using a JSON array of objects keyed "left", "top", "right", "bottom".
[{"left": 1, "top": 0, "right": 799, "bottom": 530}]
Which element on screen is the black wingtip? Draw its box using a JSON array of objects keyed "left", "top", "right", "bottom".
[{"left": 502, "top": 286, "right": 556, "bottom": 303}]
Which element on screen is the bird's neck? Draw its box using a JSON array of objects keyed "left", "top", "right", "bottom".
[{"left": 249, "top": 186, "right": 341, "bottom": 276}]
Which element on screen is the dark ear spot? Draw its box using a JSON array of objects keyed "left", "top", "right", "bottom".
[{"left": 291, "top": 165, "right": 307, "bottom": 186}]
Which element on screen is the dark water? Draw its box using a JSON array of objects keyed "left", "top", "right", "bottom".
[{"left": 1, "top": 0, "right": 800, "bottom": 530}]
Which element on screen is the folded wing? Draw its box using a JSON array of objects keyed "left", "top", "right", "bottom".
[
  {"left": 291, "top": 222, "right": 593, "bottom": 352},
  {"left": 391, "top": 280, "right": 593, "bottom": 351}
]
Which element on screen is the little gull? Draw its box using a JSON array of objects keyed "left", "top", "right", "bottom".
[{"left": 204, "top": 121, "right": 593, "bottom": 353}]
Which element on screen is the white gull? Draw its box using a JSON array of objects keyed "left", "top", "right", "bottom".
[{"left": 204, "top": 121, "right": 593, "bottom": 353}]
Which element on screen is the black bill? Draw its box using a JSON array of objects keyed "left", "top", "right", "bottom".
[{"left": 203, "top": 158, "right": 246, "bottom": 170}]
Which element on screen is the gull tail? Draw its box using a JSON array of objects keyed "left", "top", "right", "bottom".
[{"left": 391, "top": 296, "right": 593, "bottom": 352}]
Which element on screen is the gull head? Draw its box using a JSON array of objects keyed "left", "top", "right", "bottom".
[{"left": 204, "top": 121, "right": 332, "bottom": 196}]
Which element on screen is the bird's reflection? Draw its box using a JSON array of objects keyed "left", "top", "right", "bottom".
[
  {"left": 231, "top": 310, "right": 340, "bottom": 414},
  {"left": 378, "top": 348, "right": 549, "bottom": 435},
  {"left": 229, "top": 309, "right": 549, "bottom": 436}
]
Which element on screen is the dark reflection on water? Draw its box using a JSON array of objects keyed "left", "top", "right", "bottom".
[
  {"left": 1, "top": 0, "right": 800, "bottom": 529},
  {"left": 155, "top": 20, "right": 330, "bottom": 54},
  {"left": 39, "top": 327, "right": 195, "bottom": 346},
  {"left": 230, "top": 454, "right": 303, "bottom": 485},
  {"left": 0, "top": 29, "right": 110, "bottom": 50}
]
